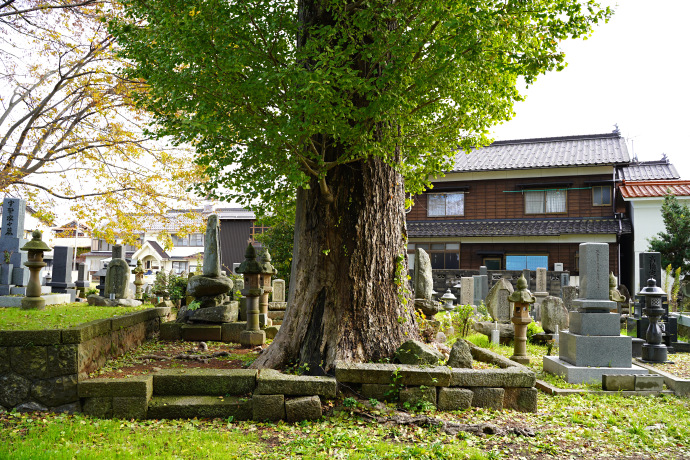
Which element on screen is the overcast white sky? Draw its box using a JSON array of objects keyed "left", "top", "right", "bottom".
[{"left": 491, "top": 0, "right": 690, "bottom": 178}]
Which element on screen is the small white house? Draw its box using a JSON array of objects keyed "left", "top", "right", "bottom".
[{"left": 620, "top": 178, "right": 690, "bottom": 291}]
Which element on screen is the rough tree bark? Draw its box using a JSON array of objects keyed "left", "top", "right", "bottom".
[
  {"left": 251, "top": 1, "right": 419, "bottom": 373},
  {"left": 251, "top": 157, "right": 419, "bottom": 373}
]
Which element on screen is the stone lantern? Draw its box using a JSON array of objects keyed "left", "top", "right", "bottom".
[
  {"left": 637, "top": 278, "right": 667, "bottom": 363},
  {"left": 258, "top": 249, "right": 277, "bottom": 327},
  {"left": 440, "top": 289, "right": 456, "bottom": 311},
  {"left": 20, "top": 230, "right": 52, "bottom": 310},
  {"left": 508, "top": 274, "right": 535, "bottom": 365},
  {"left": 236, "top": 244, "right": 266, "bottom": 346}
]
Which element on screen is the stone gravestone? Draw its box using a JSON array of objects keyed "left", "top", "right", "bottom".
[
  {"left": 479, "top": 266, "right": 489, "bottom": 301},
  {"left": 75, "top": 262, "right": 90, "bottom": 297},
  {"left": 203, "top": 214, "right": 221, "bottom": 277},
  {"left": 540, "top": 296, "right": 569, "bottom": 333},
  {"left": 543, "top": 243, "right": 647, "bottom": 383},
  {"left": 413, "top": 248, "right": 433, "bottom": 300},
  {"left": 561, "top": 286, "right": 578, "bottom": 311},
  {"left": 184, "top": 214, "right": 236, "bottom": 323},
  {"left": 269, "top": 278, "right": 287, "bottom": 312},
  {"left": 48, "top": 246, "right": 75, "bottom": 293},
  {"left": 0, "top": 198, "right": 29, "bottom": 294},
  {"left": 272, "top": 279, "right": 285, "bottom": 302},
  {"left": 413, "top": 248, "right": 440, "bottom": 318},
  {"left": 472, "top": 275, "right": 483, "bottom": 306},
  {"left": 533, "top": 267, "right": 549, "bottom": 321},
  {"left": 460, "top": 277, "right": 474, "bottom": 306},
  {"left": 105, "top": 245, "right": 131, "bottom": 299},
  {"left": 486, "top": 278, "right": 514, "bottom": 322}
]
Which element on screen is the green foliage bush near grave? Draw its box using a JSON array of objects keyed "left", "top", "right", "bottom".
[{"left": 0, "top": 303, "right": 151, "bottom": 330}]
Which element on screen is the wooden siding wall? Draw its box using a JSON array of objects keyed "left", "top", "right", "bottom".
[
  {"left": 447, "top": 242, "right": 619, "bottom": 275},
  {"left": 219, "top": 220, "right": 253, "bottom": 273},
  {"left": 409, "top": 174, "right": 615, "bottom": 221}
]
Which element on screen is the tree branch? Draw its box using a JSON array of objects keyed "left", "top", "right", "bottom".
[{"left": 15, "top": 180, "right": 136, "bottom": 200}]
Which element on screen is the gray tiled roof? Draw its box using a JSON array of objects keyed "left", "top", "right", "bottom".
[
  {"left": 408, "top": 218, "right": 632, "bottom": 238},
  {"left": 453, "top": 133, "right": 630, "bottom": 172},
  {"left": 619, "top": 160, "right": 679, "bottom": 181}
]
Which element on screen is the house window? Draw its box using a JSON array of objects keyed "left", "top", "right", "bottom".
[
  {"left": 171, "top": 261, "right": 188, "bottom": 274},
  {"left": 250, "top": 222, "right": 269, "bottom": 242},
  {"left": 483, "top": 257, "right": 502, "bottom": 270},
  {"left": 172, "top": 233, "right": 204, "bottom": 247},
  {"left": 524, "top": 190, "right": 566, "bottom": 214},
  {"left": 428, "top": 193, "right": 465, "bottom": 217},
  {"left": 592, "top": 186, "right": 612, "bottom": 206},
  {"left": 506, "top": 255, "right": 548, "bottom": 271},
  {"left": 409, "top": 243, "right": 460, "bottom": 269}
]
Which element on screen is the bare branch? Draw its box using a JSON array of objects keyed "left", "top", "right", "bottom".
[
  {"left": 15, "top": 180, "right": 136, "bottom": 200},
  {"left": 0, "top": 0, "right": 100, "bottom": 19}
]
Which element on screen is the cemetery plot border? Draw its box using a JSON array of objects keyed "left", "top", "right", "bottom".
[{"left": 0, "top": 307, "right": 172, "bottom": 412}]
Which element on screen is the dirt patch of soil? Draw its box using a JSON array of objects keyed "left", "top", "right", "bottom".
[
  {"left": 642, "top": 351, "right": 690, "bottom": 378},
  {"left": 88, "top": 339, "right": 263, "bottom": 379}
]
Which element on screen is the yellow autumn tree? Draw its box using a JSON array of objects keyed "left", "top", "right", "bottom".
[{"left": 0, "top": 0, "right": 205, "bottom": 244}]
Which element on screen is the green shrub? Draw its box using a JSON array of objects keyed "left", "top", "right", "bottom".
[{"left": 527, "top": 321, "right": 544, "bottom": 343}]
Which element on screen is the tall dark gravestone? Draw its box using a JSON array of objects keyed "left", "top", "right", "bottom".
[{"left": 47, "top": 246, "right": 75, "bottom": 293}]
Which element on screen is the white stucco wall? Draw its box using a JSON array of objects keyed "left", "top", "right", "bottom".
[{"left": 627, "top": 196, "right": 690, "bottom": 291}]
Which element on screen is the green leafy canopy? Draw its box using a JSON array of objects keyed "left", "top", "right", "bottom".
[{"left": 109, "top": 0, "right": 611, "bottom": 212}]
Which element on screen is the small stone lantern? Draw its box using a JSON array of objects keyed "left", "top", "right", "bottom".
[
  {"left": 508, "top": 274, "right": 535, "bottom": 365},
  {"left": 133, "top": 260, "right": 145, "bottom": 300},
  {"left": 637, "top": 278, "right": 667, "bottom": 363},
  {"left": 258, "top": 249, "right": 277, "bottom": 327},
  {"left": 440, "top": 289, "right": 456, "bottom": 311},
  {"left": 236, "top": 244, "right": 266, "bottom": 347},
  {"left": 20, "top": 230, "right": 52, "bottom": 310}
]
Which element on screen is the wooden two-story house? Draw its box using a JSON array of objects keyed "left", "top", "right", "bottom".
[{"left": 406, "top": 132, "right": 634, "bottom": 286}]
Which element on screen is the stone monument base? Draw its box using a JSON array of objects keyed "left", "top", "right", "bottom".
[
  {"left": 0, "top": 293, "right": 72, "bottom": 308},
  {"left": 559, "top": 331, "right": 633, "bottom": 368},
  {"left": 543, "top": 356, "right": 648, "bottom": 384},
  {"left": 240, "top": 329, "right": 266, "bottom": 347},
  {"left": 7, "top": 286, "right": 51, "bottom": 296}
]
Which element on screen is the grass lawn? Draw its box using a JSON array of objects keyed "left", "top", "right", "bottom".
[
  {"left": 1, "top": 392, "right": 689, "bottom": 459},
  {"left": 0, "top": 303, "right": 154, "bottom": 330}
]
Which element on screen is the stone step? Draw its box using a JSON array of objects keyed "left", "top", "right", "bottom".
[
  {"left": 153, "top": 369, "right": 257, "bottom": 396},
  {"left": 147, "top": 395, "right": 252, "bottom": 420}
]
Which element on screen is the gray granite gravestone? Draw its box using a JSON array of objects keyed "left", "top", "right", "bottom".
[
  {"left": 479, "top": 266, "right": 489, "bottom": 301},
  {"left": 76, "top": 262, "right": 90, "bottom": 293},
  {"left": 105, "top": 245, "right": 131, "bottom": 299},
  {"left": 561, "top": 285, "right": 578, "bottom": 311},
  {"left": 413, "top": 248, "right": 441, "bottom": 318},
  {"left": 533, "top": 267, "right": 549, "bottom": 320},
  {"left": 203, "top": 214, "right": 221, "bottom": 277},
  {"left": 472, "top": 275, "right": 483, "bottom": 306},
  {"left": 0, "top": 198, "right": 29, "bottom": 294},
  {"left": 485, "top": 278, "right": 514, "bottom": 322},
  {"left": 543, "top": 243, "right": 647, "bottom": 383},
  {"left": 460, "top": 277, "right": 474, "bottom": 306},
  {"left": 47, "top": 246, "right": 75, "bottom": 293}
]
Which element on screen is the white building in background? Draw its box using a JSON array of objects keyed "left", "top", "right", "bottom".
[
  {"left": 619, "top": 159, "right": 688, "bottom": 291},
  {"left": 82, "top": 205, "right": 257, "bottom": 279}
]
